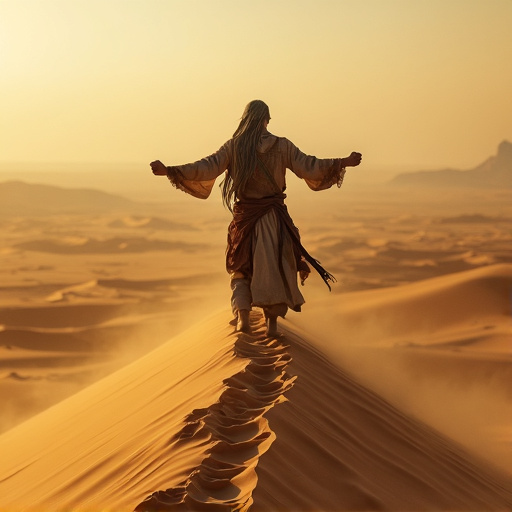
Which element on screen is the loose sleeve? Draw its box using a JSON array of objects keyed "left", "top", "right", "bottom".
[
  {"left": 166, "top": 141, "right": 231, "bottom": 199},
  {"left": 284, "top": 138, "right": 346, "bottom": 191}
]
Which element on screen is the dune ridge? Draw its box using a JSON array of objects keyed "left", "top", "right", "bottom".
[
  {"left": 0, "top": 313, "right": 247, "bottom": 511},
  {"left": 292, "top": 264, "right": 512, "bottom": 475},
  {"left": 252, "top": 322, "right": 512, "bottom": 510},
  {"left": 136, "top": 313, "right": 295, "bottom": 511},
  {"left": 1, "top": 310, "right": 511, "bottom": 511}
]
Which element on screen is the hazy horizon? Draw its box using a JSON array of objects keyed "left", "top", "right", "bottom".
[{"left": 1, "top": 0, "right": 512, "bottom": 185}]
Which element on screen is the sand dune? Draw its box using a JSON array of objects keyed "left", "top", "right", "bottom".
[
  {"left": 0, "top": 311, "right": 511, "bottom": 511},
  {"left": 108, "top": 216, "right": 197, "bottom": 231},
  {"left": 298, "top": 264, "right": 512, "bottom": 342},
  {"left": 1, "top": 179, "right": 511, "bottom": 510},
  {"left": 0, "top": 313, "right": 246, "bottom": 511},
  {"left": 293, "top": 263, "right": 512, "bottom": 476},
  {"left": 0, "top": 180, "right": 136, "bottom": 215},
  {"left": 14, "top": 236, "right": 208, "bottom": 254},
  {"left": 252, "top": 321, "right": 512, "bottom": 511},
  {"left": 135, "top": 315, "right": 295, "bottom": 511},
  {"left": 0, "top": 275, "right": 227, "bottom": 434}
]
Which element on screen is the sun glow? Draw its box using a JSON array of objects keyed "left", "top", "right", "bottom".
[{"left": 1, "top": 0, "right": 511, "bottom": 173}]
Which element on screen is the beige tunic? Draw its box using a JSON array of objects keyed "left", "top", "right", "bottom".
[{"left": 166, "top": 131, "right": 346, "bottom": 311}]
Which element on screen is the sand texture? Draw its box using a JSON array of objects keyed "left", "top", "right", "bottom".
[
  {"left": 0, "top": 179, "right": 511, "bottom": 510},
  {"left": 0, "top": 311, "right": 511, "bottom": 511}
]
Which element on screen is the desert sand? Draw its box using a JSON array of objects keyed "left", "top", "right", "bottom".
[{"left": 0, "top": 174, "right": 511, "bottom": 510}]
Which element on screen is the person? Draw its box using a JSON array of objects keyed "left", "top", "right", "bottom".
[{"left": 151, "top": 100, "right": 362, "bottom": 336}]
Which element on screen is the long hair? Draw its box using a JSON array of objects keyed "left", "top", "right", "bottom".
[{"left": 221, "top": 100, "right": 270, "bottom": 211}]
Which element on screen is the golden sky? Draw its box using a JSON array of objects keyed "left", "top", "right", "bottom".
[{"left": 1, "top": 0, "right": 511, "bottom": 176}]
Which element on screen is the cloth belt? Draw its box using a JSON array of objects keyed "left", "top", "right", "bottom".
[{"left": 226, "top": 194, "right": 336, "bottom": 290}]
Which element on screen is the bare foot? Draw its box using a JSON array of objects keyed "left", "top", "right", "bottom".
[
  {"left": 265, "top": 315, "right": 279, "bottom": 337},
  {"left": 237, "top": 309, "right": 251, "bottom": 334}
]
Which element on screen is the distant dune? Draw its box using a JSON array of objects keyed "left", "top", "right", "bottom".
[
  {"left": 14, "top": 236, "right": 208, "bottom": 254},
  {"left": 108, "top": 216, "right": 197, "bottom": 231},
  {"left": 0, "top": 180, "right": 137, "bottom": 215},
  {"left": 390, "top": 140, "right": 512, "bottom": 187}
]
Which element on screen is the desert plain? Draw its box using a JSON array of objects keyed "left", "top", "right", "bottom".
[{"left": 0, "top": 165, "right": 511, "bottom": 511}]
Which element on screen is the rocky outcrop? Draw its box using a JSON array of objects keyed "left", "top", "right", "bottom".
[{"left": 391, "top": 140, "right": 512, "bottom": 187}]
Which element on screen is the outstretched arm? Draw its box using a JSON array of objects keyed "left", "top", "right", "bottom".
[
  {"left": 286, "top": 138, "right": 362, "bottom": 191},
  {"left": 150, "top": 141, "right": 231, "bottom": 199}
]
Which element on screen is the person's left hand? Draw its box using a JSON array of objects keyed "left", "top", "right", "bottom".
[
  {"left": 344, "top": 152, "right": 362, "bottom": 167},
  {"left": 150, "top": 160, "right": 167, "bottom": 176}
]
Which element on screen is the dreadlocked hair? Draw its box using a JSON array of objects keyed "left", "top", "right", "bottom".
[{"left": 221, "top": 100, "right": 270, "bottom": 211}]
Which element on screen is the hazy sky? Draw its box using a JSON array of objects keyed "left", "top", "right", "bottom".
[{"left": 1, "top": 0, "right": 511, "bottom": 175}]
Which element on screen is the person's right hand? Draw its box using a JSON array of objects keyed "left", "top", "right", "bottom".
[
  {"left": 344, "top": 152, "right": 362, "bottom": 167},
  {"left": 150, "top": 160, "right": 167, "bottom": 176}
]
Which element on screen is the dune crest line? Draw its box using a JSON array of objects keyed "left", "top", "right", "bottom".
[{"left": 135, "top": 311, "right": 295, "bottom": 511}]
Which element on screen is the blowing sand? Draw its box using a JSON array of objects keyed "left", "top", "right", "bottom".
[{"left": 0, "top": 179, "right": 511, "bottom": 510}]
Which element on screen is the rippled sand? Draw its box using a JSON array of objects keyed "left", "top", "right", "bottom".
[{"left": 0, "top": 181, "right": 511, "bottom": 510}]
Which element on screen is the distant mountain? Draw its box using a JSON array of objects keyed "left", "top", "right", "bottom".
[
  {"left": 0, "top": 181, "right": 137, "bottom": 215},
  {"left": 390, "top": 140, "right": 512, "bottom": 188}
]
